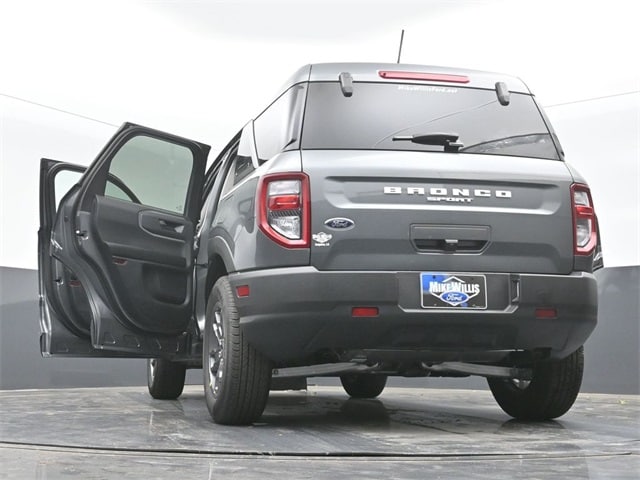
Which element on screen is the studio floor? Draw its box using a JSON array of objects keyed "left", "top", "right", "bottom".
[{"left": 0, "top": 385, "right": 638, "bottom": 479}]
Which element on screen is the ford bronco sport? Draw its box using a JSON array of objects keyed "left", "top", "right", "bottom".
[{"left": 39, "top": 63, "right": 601, "bottom": 425}]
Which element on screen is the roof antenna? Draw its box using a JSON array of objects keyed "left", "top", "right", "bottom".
[{"left": 396, "top": 29, "right": 405, "bottom": 64}]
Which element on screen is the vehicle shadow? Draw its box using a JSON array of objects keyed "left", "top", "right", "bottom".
[{"left": 257, "top": 388, "right": 567, "bottom": 433}]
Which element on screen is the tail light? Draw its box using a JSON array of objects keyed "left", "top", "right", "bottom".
[
  {"left": 257, "top": 173, "right": 310, "bottom": 248},
  {"left": 571, "top": 183, "right": 597, "bottom": 255}
]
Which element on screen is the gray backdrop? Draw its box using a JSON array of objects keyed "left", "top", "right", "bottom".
[{"left": 1, "top": 266, "right": 638, "bottom": 393}]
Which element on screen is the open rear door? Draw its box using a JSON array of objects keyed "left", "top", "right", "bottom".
[{"left": 38, "top": 123, "right": 209, "bottom": 357}]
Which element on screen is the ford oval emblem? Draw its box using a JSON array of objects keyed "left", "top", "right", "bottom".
[
  {"left": 440, "top": 291, "right": 469, "bottom": 305},
  {"left": 324, "top": 217, "right": 355, "bottom": 230}
]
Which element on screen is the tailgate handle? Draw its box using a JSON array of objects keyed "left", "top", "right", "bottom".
[
  {"left": 443, "top": 239, "right": 459, "bottom": 252},
  {"left": 411, "top": 225, "right": 490, "bottom": 253}
]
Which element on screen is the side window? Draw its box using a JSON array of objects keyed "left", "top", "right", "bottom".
[
  {"left": 220, "top": 124, "right": 256, "bottom": 197},
  {"left": 54, "top": 169, "right": 82, "bottom": 211},
  {"left": 105, "top": 135, "right": 194, "bottom": 214},
  {"left": 53, "top": 169, "right": 138, "bottom": 214},
  {"left": 253, "top": 84, "right": 306, "bottom": 163}
]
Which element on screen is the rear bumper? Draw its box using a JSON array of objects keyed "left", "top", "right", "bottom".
[{"left": 228, "top": 267, "right": 597, "bottom": 364}]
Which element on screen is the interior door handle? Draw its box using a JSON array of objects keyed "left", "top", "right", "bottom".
[
  {"left": 158, "top": 219, "right": 185, "bottom": 234},
  {"left": 139, "top": 211, "right": 189, "bottom": 239}
]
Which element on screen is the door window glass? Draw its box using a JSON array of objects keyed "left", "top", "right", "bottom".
[
  {"left": 54, "top": 169, "right": 139, "bottom": 214},
  {"left": 105, "top": 135, "right": 194, "bottom": 213},
  {"left": 54, "top": 169, "right": 82, "bottom": 210}
]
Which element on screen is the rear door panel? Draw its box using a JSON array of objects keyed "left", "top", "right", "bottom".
[{"left": 39, "top": 124, "right": 210, "bottom": 357}]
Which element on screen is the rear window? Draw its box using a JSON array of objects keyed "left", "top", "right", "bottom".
[{"left": 301, "top": 82, "right": 560, "bottom": 160}]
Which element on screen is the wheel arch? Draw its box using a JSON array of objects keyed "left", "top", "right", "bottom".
[{"left": 205, "top": 254, "right": 228, "bottom": 307}]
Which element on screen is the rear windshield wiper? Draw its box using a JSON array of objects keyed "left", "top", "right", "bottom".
[
  {"left": 393, "top": 132, "right": 463, "bottom": 152},
  {"left": 460, "top": 133, "right": 550, "bottom": 153}
]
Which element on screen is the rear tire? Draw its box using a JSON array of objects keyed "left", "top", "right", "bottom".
[
  {"left": 488, "top": 346, "right": 584, "bottom": 420},
  {"left": 203, "top": 277, "right": 272, "bottom": 425},
  {"left": 340, "top": 374, "right": 387, "bottom": 399},
  {"left": 147, "top": 358, "right": 186, "bottom": 400}
]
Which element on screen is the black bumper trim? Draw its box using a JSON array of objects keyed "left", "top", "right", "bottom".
[{"left": 228, "top": 267, "right": 597, "bottom": 364}]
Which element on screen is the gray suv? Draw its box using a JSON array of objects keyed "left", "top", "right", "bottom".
[{"left": 38, "top": 63, "right": 601, "bottom": 425}]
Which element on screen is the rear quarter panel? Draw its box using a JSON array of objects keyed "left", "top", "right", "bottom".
[{"left": 207, "top": 151, "right": 310, "bottom": 273}]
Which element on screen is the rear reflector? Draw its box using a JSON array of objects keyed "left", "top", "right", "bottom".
[
  {"left": 378, "top": 71, "right": 470, "bottom": 84},
  {"left": 352, "top": 307, "right": 379, "bottom": 317},
  {"left": 268, "top": 194, "right": 300, "bottom": 210},
  {"left": 535, "top": 308, "right": 557, "bottom": 319},
  {"left": 236, "top": 285, "right": 250, "bottom": 298}
]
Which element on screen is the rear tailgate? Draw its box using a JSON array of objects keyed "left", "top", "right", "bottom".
[{"left": 303, "top": 150, "right": 574, "bottom": 274}]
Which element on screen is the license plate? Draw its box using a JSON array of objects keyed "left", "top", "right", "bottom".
[{"left": 420, "top": 273, "right": 487, "bottom": 309}]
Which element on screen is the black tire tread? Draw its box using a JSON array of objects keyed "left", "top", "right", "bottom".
[
  {"left": 488, "top": 346, "right": 584, "bottom": 420},
  {"left": 340, "top": 374, "right": 387, "bottom": 399},
  {"left": 204, "top": 277, "right": 271, "bottom": 425},
  {"left": 147, "top": 358, "right": 186, "bottom": 400}
]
